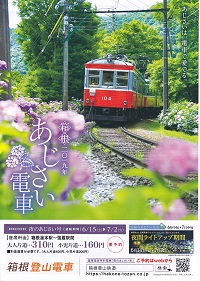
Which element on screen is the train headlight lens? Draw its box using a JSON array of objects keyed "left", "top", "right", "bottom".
[
  {"left": 124, "top": 100, "right": 127, "bottom": 106},
  {"left": 86, "top": 99, "right": 90, "bottom": 103},
  {"left": 90, "top": 88, "right": 96, "bottom": 96}
]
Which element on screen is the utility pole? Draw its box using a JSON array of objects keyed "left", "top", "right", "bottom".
[
  {"left": 163, "top": 0, "right": 168, "bottom": 113},
  {"left": 62, "top": 0, "right": 69, "bottom": 110},
  {"left": 0, "top": 0, "right": 12, "bottom": 99}
]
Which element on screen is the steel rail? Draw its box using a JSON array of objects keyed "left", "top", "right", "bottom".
[
  {"left": 121, "top": 127, "right": 159, "bottom": 146},
  {"left": 88, "top": 124, "right": 198, "bottom": 214},
  {"left": 88, "top": 126, "right": 147, "bottom": 168},
  {"left": 89, "top": 125, "right": 191, "bottom": 183}
]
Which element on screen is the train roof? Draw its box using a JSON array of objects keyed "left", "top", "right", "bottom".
[{"left": 85, "top": 54, "right": 134, "bottom": 68}]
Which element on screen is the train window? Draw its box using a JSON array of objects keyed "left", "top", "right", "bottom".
[
  {"left": 88, "top": 70, "right": 100, "bottom": 87},
  {"left": 102, "top": 71, "right": 114, "bottom": 88},
  {"left": 138, "top": 80, "right": 144, "bottom": 94},
  {"left": 133, "top": 73, "right": 138, "bottom": 91},
  {"left": 116, "top": 71, "right": 128, "bottom": 88}
]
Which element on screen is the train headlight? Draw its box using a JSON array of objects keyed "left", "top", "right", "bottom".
[
  {"left": 86, "top": 98, "right": 90, "bottom": 103},
  {"left": 90, "top": 88, "right": 96, "bottom": 96},
  {"left": 124, "top": 100, "right": 127, "bottom": 106}
]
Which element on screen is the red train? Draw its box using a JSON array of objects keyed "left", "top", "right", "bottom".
[{"left": 83, "top": 54, "right": 162, "bottom": 122}]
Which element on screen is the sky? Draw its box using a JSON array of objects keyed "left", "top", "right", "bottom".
[{"left": 8, "top": 0, "right": 160, "bottom": 28}]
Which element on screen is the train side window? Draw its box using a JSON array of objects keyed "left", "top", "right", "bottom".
[
  {"left": 133, "top": 73, "right": 138, "bottom": 91},
  {"left": 88, "top": 70, "right": 100, "bottom": 87},
  {"left": 116, "top": 71, "right": 128, "bottom": 89},
  {"left": 102, "top": 71, "right": 114, "bottom": 87}
]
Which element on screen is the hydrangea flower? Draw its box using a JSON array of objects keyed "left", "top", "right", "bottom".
[
  {"left": 0, "top": 80, "right": 8, "bottom": 88},
  {"left": 40, "top": 111, "right": 86, "bottom": 145},
  {"left": 0, "top": 60, "right": 7, "bottom": 70},
  {"left": 0, "top": 100, "right": 25, "bottom": 123},
  {"left": 67, "top": 151, "right": 93, "bottom": 189},
  {"left": 146, "top": 139, "right": 198, "bottom": 177},
  {"left": 15, "top": 96, "right": 34, "bottom": 111},
  {"left": 152, "top": 199, "right": 189, "bottom": 220},
  {"left": 61, "top": 151, "right": 93, "bottom": 200},
  {"left": 187, "top": 102, "right": 194, "bottom": 107},
  {"left": 0, "top": 100, "right": 29, "bottom": 132},
  {"left": 12, "top": 121, "right": 30, "bottom": 132}
]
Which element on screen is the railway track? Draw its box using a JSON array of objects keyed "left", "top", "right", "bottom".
[
  {"left": 87, "top": 124, "right": 198, "bottom": 216},
  {"left": 89, "top": 125, "right": 157, "bottom": 169},
  {"left": 89, "top": 124, "right": 197, "bottom": 184}
]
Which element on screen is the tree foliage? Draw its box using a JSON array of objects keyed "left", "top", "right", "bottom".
[
  {"left": 149, "top": 0, "right": 198, "bottom": 102},
  {"left": 96, "top": 20, "right": 163, "bottom": 74},
  {"left": 12, "top": 0, "right": 198, "bottom": 103},
  {"left": 13, "top": 0, "right": 100, "bottom": 101},
  {"left": 10, "top": 29, "right": 27, "bottom": 74},
  {"left": 100, "top": 11, "right": 159, "bottom": 34}
]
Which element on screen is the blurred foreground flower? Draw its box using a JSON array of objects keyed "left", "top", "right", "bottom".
[
  {"left": 0, "top": 100, "right": 25, "bottom": 123},
  {"left": 0, "top": 100, "right": 29, "bottom": 132},
  {"left": 61, "top": 151, "right": 93, "bottom": 200},
  {"left": 152, "top": 199, "right": 189, "bottom": 220},
  {"left": 146, "top": 139, "right": 198, "bottom": 177},
  {"left": 41, "top": 111, "right": 85, "bottom": 144}
]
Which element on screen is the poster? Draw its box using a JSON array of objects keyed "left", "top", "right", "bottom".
[{"left": 0, "top": 0, "right": 199, "bottom": 280}]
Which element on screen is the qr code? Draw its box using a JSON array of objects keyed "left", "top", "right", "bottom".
[{"left": 176, "top": 258, "right": 190, "bottom": 272}]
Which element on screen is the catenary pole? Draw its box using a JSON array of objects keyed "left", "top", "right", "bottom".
[
  {"left": 0, "top": 0, "right": 12, "bottom": 99},
  {"left": 163, "top": 0, "right": 168, "bottom": 113}
]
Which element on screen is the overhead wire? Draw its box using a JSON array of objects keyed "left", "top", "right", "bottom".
[
  {"left": 12, "top": 0, "right": 61, "bottom": 70},
  {"left": 32, "top": 12, "right": 64, "bottom": 65},
  {"left": 45, "top": 0, "right": 57, "bottom": 16},
  {"left": 15, "top": 1, "right": 198, "bottom": 70},
  {"left": 122, "top": 0, "right": 147, "bottom": 9},
  {"left": 100, "top": 0, "right": 165, "bottom": 33}
]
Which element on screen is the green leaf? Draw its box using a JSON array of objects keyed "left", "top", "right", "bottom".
[
  {"left": 141, "top": 185, "right": 182, "bottom": 209},
  {"left": 41, "top": 170, "right": 69, "bottom": 197},
  {"left": 0, "top": 183, "right": 14, "bottom": 208},
  {"left": 177, "top": 180, "right": 198, "bottom": 193},
  {"left": 0, "top": 121, "right": 30, "bottom": 147},
  {"left": 67, "top": 188, "right": 87, "bottom": 202},
  {"left": 122, "top": 167, "right": 154, "bottom": 178},
  {"left": 0, "top": 142, "right": 10, "bottom": 157},
  {"left": 93, "top": 187, "right": 158, "bottom": 220},
  {"left": 181, "top": 214, "right": 197, "bottom": 220},
  {"left": 69, "top": 143, "right": 92, "bottom": 155},
  {"left": 122, "top": 168, "right": 169, "bottom": 187}
]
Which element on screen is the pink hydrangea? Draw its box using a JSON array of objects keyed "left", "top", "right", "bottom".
[
  {"left": 30, "top": 147, "right": 93, "bottom": 192},
  {"left": 194, "top": 115, "right": 198, "bottom": 123},
  {"left": 0, "top": 100, "right": 25, "bottom": 123},
  {"left": 0, "top": 60, "right": 7, "bottom": 70},
  {"left": 152, "top": 199, "right": 189, "bottom": 220},
  {"left": 11, "top": 121, "right": 30, "bottom": 132},
  {"left": 0, "top": 80, "right": 8, "bottom": 88},
  {"left": 187, "top": 102, "right": 194, "bottom": 107},
  {"left": 61, "top": 151, "right": 93, "bottom": 200},
  {"left": 15, "top": 96, "right": 38, "bottom": 111},
  {"left": 146, "top": 139, "right": 198, "bottom": 177},
  {"left": 40, "top": 111, "right": 85, "bottom": 145}
]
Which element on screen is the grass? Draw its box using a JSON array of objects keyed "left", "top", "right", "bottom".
[{"left": 128, "top": 119, "right": 198, "bottom": 143}]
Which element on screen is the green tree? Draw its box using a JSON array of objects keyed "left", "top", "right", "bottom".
[
  {"left": 10, "top": 28, "right": 27, "bottom": 74},
  {"left": 150, "top": 0, "right": 198, "bottom": 102},
  {"left": 96, "top": 20, "right": 163, "bottom": 75},
  {"left": 13, "top": 0, "right": 100, "bottom": 101}
]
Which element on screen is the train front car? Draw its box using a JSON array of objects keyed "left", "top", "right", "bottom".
[{"left": 83, "top": 54, "right": 136, "bottom": 122}]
